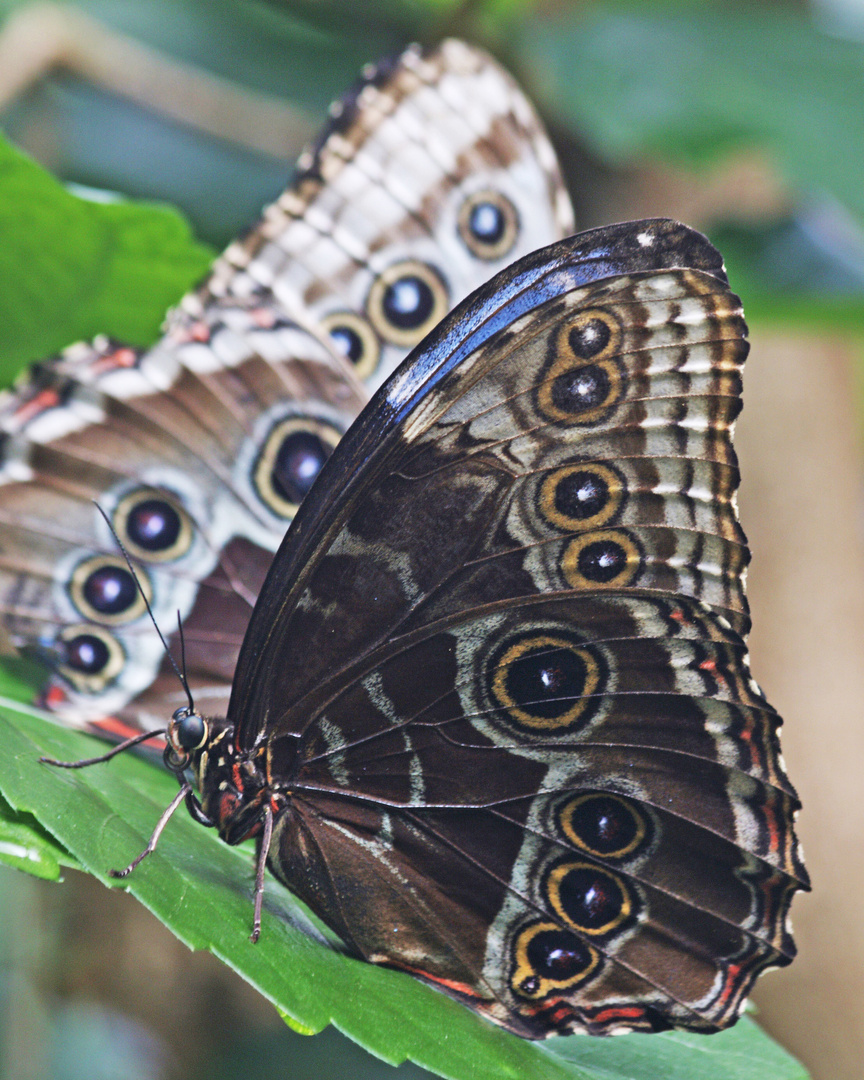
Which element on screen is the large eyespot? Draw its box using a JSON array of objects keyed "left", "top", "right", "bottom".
[
  {"left": 57, "top": 625, "right": 125, "bottom": 692},
  {"left": 69, "top": 555, "right": 151, "bottom": 625},
  {"left": 488, "top": 631, "right": 607, "bottom": 732},
  {"left": 511, "top": 921, "right": 601, "bottom": 1000},
  {"left": 546, "top": 861, "right": 634, "bottom": 936},
  {"left": 112, "top": 488, "right": 193, "bottom": 563},
  {"left": 253, "top": 416, "right": 342, "bottom": 518},
  {"left": 558, "top": 793, "right": 650, "bottom": 861},
  {"left": 561, "top": 529, "right": 643, "bottom": 589},
  {"left": 538, "top": 462, "right": 626, "bottom": 532},
  {"left": 320, "top": 312, "right": 381, "bottom": 381},
  {"left": 367, "top": 260, "right": 449, "bottom": 347},
  {"left": 536, "top": 310, "right": 625, "bottom": 426},
  {"left": 457, "top": 190, "right": 519, "bottom": 260}
]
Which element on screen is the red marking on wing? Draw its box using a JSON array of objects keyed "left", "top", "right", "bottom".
[{"left": 15, "top": 388, "right": 60, "bottom": 424}]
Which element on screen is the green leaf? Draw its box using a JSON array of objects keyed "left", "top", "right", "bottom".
[
  {"left": 0, "top": 789, "right": 79, "bottom": 880},
  {"left": 0, "top": 135, "right": 214, "bottom": 381},
  {"left": 519, "top": 5, "right": 864, "bottom": 224},
  {"left": 0, "top": 702, "right": 807, "bottom": 1080}
]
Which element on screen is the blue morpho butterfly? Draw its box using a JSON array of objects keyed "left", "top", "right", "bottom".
[{"left": 45, "top": 219, "right": 807, "bottom": 1038}]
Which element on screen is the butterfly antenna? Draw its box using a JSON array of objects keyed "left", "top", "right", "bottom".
[
  {"left": 176, "top": 611, "right": 195, "bottom": 714},
  {"left": 93, "top": 502, "right": 194, "bottom": 711}
]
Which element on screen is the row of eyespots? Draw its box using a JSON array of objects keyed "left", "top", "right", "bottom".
[
  {"left": 511, "top": 794, "right": 650, "bottom": 1001},
  {"left": 535, "top": 310, "right": 626, "bottom": 427},
  {"left": 487, "top": 630, "right": 608, "bottom": 733},
  {"left": 322, "top": 190, "right": 519, "bottom": 380}
]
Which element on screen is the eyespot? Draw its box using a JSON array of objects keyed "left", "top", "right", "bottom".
[
  {"left": 538, "top": 463, "right": 626, "bottom": 532},
  {"left": 253, "top": 416, "right": 342, "bottom": 518},
  {"left": 558, "top": 793, "right": 649, "bottom": 861},
  {"left": 546, "top": 860, "right": 633, "bottom": 936},
  {"left": 320, "top": 312, "right": 381, "bottom": 381},
  {"left": 457, "top": 190, "right": 519, "bottom": 260},
  {"left": 511, "top": 921, "right": 601, "bottom": 1000},
  {"left": 536, "top": 310, "right": 625, "bottom": 426},
  {"left": 69, "top": 555, "right": 151, "bottom": 625},
  {"left": 560, "top": 530, "right": 643, "bottom": 589},
  {"left": 367, "top": 260, "right": 449, "bottom": 347},
  {"left": 488, "top": 631, "right": 607, "bottom": 733},
  {"left": 112, "top": 488, "right": 193, "bottom": 563},
  {"left": 57, "top": 625, "right": 125, "bottom": 692}
]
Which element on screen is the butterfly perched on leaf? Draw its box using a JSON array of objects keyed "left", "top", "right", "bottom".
[{"left": 0, "top": 40, "right": 807, "bottom": 1039}]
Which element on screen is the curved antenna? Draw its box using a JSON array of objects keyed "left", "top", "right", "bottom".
[{"left": 93, "top": 501, "right": 195, "bottom": 714}]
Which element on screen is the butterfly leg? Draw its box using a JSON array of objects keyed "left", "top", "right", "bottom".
[
  {"left": 39, "top": 728, "right": 166, "bottom": 768},
  {"left": 250, "top": 803, "right": 274, "bottom": 944},
  {"left": 109, "top": 780, "right": 191, "bottom": 878}
]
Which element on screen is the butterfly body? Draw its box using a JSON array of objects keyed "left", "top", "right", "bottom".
[{"left": 166, "top": 219, "right": 808, "bottom": 1039}]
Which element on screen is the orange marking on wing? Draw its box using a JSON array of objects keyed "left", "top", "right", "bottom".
[
  {"left": 16, "top": 388, "right": 60, "bottom": 424},
  {"left": 715, "top": 962, "right": 742, "bottom": 1009},
  {"left": 44, "top": 686, "right": 67, "bottom": 707},
  {"left": 589, "top": 1005, "right": 647, "bottom": 1024},
  {"left": 92, "top": 347, "right": 138, "bottom": 375},
  {"left": 390, "top": 961, "right": 483, "bottom": 1001}
]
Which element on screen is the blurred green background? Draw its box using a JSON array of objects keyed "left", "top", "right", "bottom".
[{"left": 0, "top": 1, "right": 861, "bottom": 1078}]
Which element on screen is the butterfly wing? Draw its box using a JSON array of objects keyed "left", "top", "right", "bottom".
[
  {"left": 227, "top": 219, "right": 808, "bottom": 1036},
  {"left": 0, "top": 40, "right": 572, "bottom": 738}
]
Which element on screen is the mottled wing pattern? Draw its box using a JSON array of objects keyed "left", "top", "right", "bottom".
[
  {"left": 0, "top": 39, "right": 573, "bottom": 739},
  {"left": 228, "top": 220, "right": 808, "bottom": 1037},
  {"left": 198, "top": 38, "right": 574, "bottom": 389}
]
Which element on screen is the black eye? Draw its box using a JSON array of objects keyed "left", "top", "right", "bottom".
[
  {"left": 367, "top": 260, "right": 448, "bottom": 347},
  {"left": 71, "top": 556, "right": 151, "bottom": 625},
  {"left": 172, "top": 709, "right": 207, "bottom": 751},
  {"left": 458, "top": 190, "right": 519, "bottom": 259},
  {"left": 113, "top": 489, "right": 193, "bottom": 562},
  {"left": 254, "top": 417, "right": 343, "bottom": 518}
]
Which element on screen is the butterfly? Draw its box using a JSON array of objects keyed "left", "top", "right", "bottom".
[
  {"left": 139, "top": 218, "right": 805, "bottom": 1039},
  {"left": 0, "top": 39, "right": 573, "bottom": 742}
]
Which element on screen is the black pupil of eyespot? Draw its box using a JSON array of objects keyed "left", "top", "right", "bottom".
[
  {"left": 551, "top": 365, "right": 610, "bottom": 414},
  {"left": 506, "top": 646, "right": 586, "bottom": 718},
  {"left": 329, "top": 325, "right": 364, "bottom": 364},
  {"left": 63, "top": 634, "right": 110, "bottom": 674},
  {"left": 176, "top": 712, "right": 206, "bottom": 751},
  {"left": 126, "top": 499, "right": 181, "bottom": 552},
  {"left": 83, "top": 565, "right": 138, "bottom": 615},
  {"left": 526, "top": 929, "right": 592, "bottom": 980},
  {"left": 271, "top": 430, "right": 333, "bottom": 504},
  {"left": 569, "top": 319, "right": 611, "bottom": 359},
  {"left": 570, "top": 796, "right": 639, "bottom": 854},
  {"left": 577, "top": 539, "right": 627, "bottom": 582},
  {"left": 469, "top": 201, "right": 506, "bottom": 244},
  {"left": 381, "top": 275, "right": 434, "bottom": 329},
  {"left": 555, "top": 471, "right": 609, "bottom": 520}
]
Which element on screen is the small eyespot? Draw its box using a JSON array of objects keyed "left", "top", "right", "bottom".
[
  {"left": 253, "top": 416, "right": 343, "bottom": 518},
  {"left": 69, "top": 555, "right": 151, "bottom": 625},
  {"left": 558, "top": 793, "right": 649, "bottom": 860},
  {"left": 560, "top": 530, "right": 643, "bottom": 590},
  {"left": 112, "top": 489, "right": 193, "bottom": 563},
  {"left": 57, "top": 625, "right": 125, "bottom": 692},
  {"left": 320, "top": 311, "right": 381, "bottom": 381},
  {"left": 538, "top": 462, "right": 626, "bottom": 533},
  {"left": 367, "top": 260, "right": 449, "bottom": 347},
  {"left": 546, "top": 861, "right": 633, "bottom": 936},
  {"left": 457, "top": 190, "right": 519, "bottom": 260}
]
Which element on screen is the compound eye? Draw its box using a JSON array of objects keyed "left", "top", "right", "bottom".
[
  {"left": 113, "top": 489, "right": 193, "bottom": 562},
  {"left": 367, "top": 260, "right": 449, "bottom": 347},
  {"left": 320, "top": 312, "right": 380, "bottom": 381},
  {"left": 170, "top": 708, "right": 208, "bottom": 752},
  {"left": 458, "top": 190, "right": 519, "bottom": 260},
  {"left": 254, "top": 416, "right": 343, "bottom": 519}
]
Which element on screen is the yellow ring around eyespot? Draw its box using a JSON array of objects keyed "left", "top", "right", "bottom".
[
  {"left": 319, "top": 310, "right": 381, "bottom": 382},
  {"left": 457, "top": 189, "right": 520, "bottom": 261},
  {"left": 366, "top": 260, "right": 450, "bottom": 348},
  {"left": 253, "top": 416, "right": 342, "bottom": 520},
  {"left": 112, "top": 488, "right": 194, "bottom": 564},
  {"left": 490, "top": 634, "right": 603, "bottom": 732},
  {"left": 538, "top": 462, "right": 624, "bottom": 533},
  {"left": 535, "top": 310, "right": 624, "bottom": 425},
  {"left": 69, "top": 555, "right": 152, "bottom": 626},
  {"left": 560, "top": 529, "right": 642, "bottom": 590},
  {"left": 510, "top": 920, "right": 600, "bottom": 1000},
  {"left": 546, "top": 860, "right": 632, "bottom": 936},
  {"left": 558, "top": 793, "right": 647, "bottom": 860},
  {"left": 57, "top": 624, "right": 125, "bottom": 693}
]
